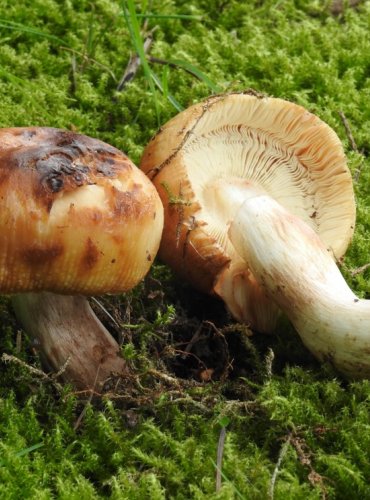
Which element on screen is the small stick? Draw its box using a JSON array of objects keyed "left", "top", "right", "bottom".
[
  {"left": 269, "top": 434, "right": 292, "bottom": 500},
  {"left": 73, "top": 364, "right": 101, "bottom": 431},
  {"left": 91, "top": 297, "right": 121, "bottom": 331},
  {"left": 15, "top": 331, "right": 22, "bottom": 354},
  {"left": 70, "top": 53, "right": 78, "bottom": 94},
  {"left": 216, "top": 426, "right": 227, "bottom": 492},
  {"left": 181, "top": 323, "right": 203, "bottom": 359},
  {"left": 147, "top": 368, "right": 181, "bottom": 387},
  {"left": 350, "top": 262, "right": 370, "bottom": 276},
  {"left": 52, "top": 356, "right": 71, "bottom": 380},
  {"left": 116, "top": 36, "right": 153, "bottom": 92},
  {"left": 338, "top": 110, "right": 364, "bottom": 182},
  {"left": 62, "top": 46, "right": 117, "bottom": 81},
  {"left": 1, "top": 353, "right": 63, "bottom": 392},
  {"left": 265, "top": 348, "right": 275, "bottom": 379},
  {"left": 338, "top": 111, "right": 359, "bottom": 153}
]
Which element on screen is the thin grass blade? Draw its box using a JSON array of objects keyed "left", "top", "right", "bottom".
[
  {"left": 164, "top": 58, "right": 221, "bottom": 93},
  {"left": 0, "top": 19, "right": 68, "bottom": 46}
]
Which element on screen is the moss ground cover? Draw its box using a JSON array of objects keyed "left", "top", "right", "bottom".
[{"left": 0, "top": 0, "right": 370, "bottom": 498}]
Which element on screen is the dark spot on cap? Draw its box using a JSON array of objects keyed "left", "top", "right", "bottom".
[
  {"left": 96, "top": 161, "right": 117, "bottom": 178},
  {"left": 73, "top": 173, "right": 84, "bottom": 186},
  {"left": 95, "top": 145, "right": 119, "bottom": 156},
  {"left": 111, "top": 258, "right": 116, "bottom": 264},
  {"left": 22, "top": 244, "right": 64, "bottom": 265},
  {"left": 74, "top": 163, "right": 90, "bottom": 173},
  {"left": 354, "top": 298, "right": 359, "bottom": 303},
  {"left": 48, "top": 176, "right": 64, "bottom": 192},
  {"left": 147, "top": 254, "right": 152, "bottom": 262},
  {"left": 22, "top": 129, "right": 37, "bottom": 139},
  {"left": 82, "top": 237, "right": 100, "bottom": 271}
]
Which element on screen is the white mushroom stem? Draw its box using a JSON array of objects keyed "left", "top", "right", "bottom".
[
  {"left": 205, "top": 179, "right": 280, "bottom": 333},
  {"left": 12, "top": 292, "right": 127, "bottom": 391},
  {"left": 228, "top": 192, "right": 370, "bottom": 379}
]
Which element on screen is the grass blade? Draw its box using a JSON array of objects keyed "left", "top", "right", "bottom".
[
  {"left": 150, "top": 71, "right": 183, "bottom": 112},
  {"left": 150, "top": 57, "right": 222, "bottom": 93},
  {"left": 0, "top": 442, "right": 44, "bottom": 467},
  {"left": 0, "top": 19, "right": 68, "bottom": 46},
  {"left": 0, "top": 65, "right": 28, "bottom": 85},
  {"left": 136, "top": 14, "right": 203, "bottom": 20},
  {"left": 15, "top": 442, "right": 44, "bottom": 458},
  {"left": 167, "top": 59, "right": 221, "bottom": 93},
  {"left": 122, "top": 0, "right": 160, "bottom": 122}
]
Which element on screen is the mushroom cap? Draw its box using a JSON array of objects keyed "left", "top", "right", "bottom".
[
  {"left": 140, "top": 93, "right": 356, "bottom": 327},
  {"left": 0, "top": 127, "right": 163, "bottom": 294}
]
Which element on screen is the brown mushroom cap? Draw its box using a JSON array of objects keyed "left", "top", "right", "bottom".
[
  {"left": 0, "top": 127, "right": 163, "bottom": 294},
  {"left": 140, "top": 93, "right": 356, "bottom": 330}
]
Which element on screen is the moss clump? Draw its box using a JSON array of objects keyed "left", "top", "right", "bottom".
[{"left": 0, "top": 0, "right": 370, "bottom": 498}]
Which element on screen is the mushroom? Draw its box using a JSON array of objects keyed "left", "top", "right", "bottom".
[
  {"left": 229, "top": 192, "right": 370, "bottom": 379},
  {"left": 140, "top": 92, "right": 355, "bottom": 333},
  {"left": 0, "top": 127, "right": 163, "bottom": 390}
]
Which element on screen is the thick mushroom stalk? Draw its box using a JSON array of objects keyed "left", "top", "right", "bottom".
[
  {"left": 0, "top": 127, "right": 164, "bottom": 391},
  {"left": 229, "top": 192, "right": 370, "bottom": 379},
  {"left": 12, "top": 293, "right": 127, "bottom": 389}
]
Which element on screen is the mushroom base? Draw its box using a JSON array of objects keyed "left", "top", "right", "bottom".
[
  {"left": 12, "top": 292, "right": 127, "bottom": 391},
  {"left": 229, "top": 194, "right": 370, "bottom": 379}
]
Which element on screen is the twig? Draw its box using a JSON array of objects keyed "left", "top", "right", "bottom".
[
  {"left": 172, "top": 348, "right": 208, "bottom": 370},
  {"left": 52, "top": 356, "right": 71, "bottom": 380},
  {"left": 90, "top": 297, "right": 121, "bottom": 331},
  {"left": 216, "top": 427, "right": 227, "bottom": 492},
  {"left": 116, "top": 35, "right": 153, "bottom": 91},
  {"left": 181, "top": 323, "right": 203, "bottom": 359},
  {"left": 2, "top": 353, "right": 49, "bottom": 379},
  {"left": 350, "top": 262, "right": 370, "bottom": 276},
  {"left": 70, "top": 52, "right": 77, "bottom": 94},
  {"left": 15, "top": 331, "right": 22, "bottom": 354},
  {"left": 338, "top": 111, "right": 359, "bottom": 153},
  {"left": 204, "top": 320, "right": 232, "bottom": 381},
  {"left": 338, "top": 110, "right": 364, "bottom": 182},
  {"left": 73, "top": 364, "right": 101, "bottom": 430},
  {"left": 62, "top": 46, "right": 117, "bottom": 82},
  {"left": 265, "top": 348, "right": 275, "bottom": 379},
  {"left": 147, "top": 368, "right": 182, "bottom": 387},
  {"left": 1, "top": 353, "right": 63, "bottom": 392},
  {"left": 269, "top": 434, "right": 292, "bottom": 500},
  {"left": 290, "top": 435, "right": 327, "bottom": 497},
  {"left": 163, "top": 396, "right": 212, "bottom": 413}
]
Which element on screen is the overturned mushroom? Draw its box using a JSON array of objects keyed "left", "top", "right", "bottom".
[
  {"left": 229, "top": 192, "right": 370, "bottom": 379},
  {"left": 0, "top": 127, "right": 163, "bottom": 390},
  {"left": 140, "top": 92, "right": 355, "bottom": 332}
]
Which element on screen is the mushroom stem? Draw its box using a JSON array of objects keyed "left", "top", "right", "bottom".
[
  {"left": 12, "top": 292, "right": 127, "bottom": 390},
  {"left": 208, "top": 180, "right": 280, "bottom": 332},
  {"left": 229, "top": 193, "right": 370, "bottom": 379}
]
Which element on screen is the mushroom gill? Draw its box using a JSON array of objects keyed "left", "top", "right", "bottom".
[{"left": 141, "top": 92, "right": 355, "bottom": 332}]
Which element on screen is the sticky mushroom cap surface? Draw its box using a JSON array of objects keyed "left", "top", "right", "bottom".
[{"left": 0, "top": 127, "right": 164, "bottom": 294}]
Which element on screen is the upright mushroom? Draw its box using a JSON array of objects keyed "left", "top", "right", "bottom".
[
  {"left": 140, "top": 92, "right": 355, "bottom": 332},
  {"left": 0, "top": 127, "right": 163, "bottom": 390},
  {"left": 229, "top": 193, "right": 370, "bottom": 379}
]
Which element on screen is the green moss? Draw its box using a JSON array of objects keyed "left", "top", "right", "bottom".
[{"left": 0, "top": 0, "right": 370, "bottom": 498}]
